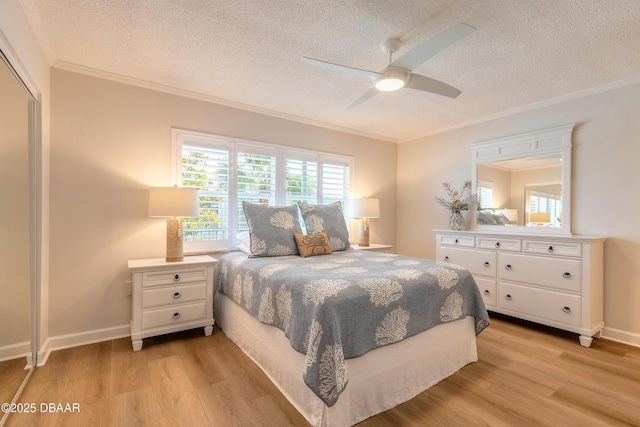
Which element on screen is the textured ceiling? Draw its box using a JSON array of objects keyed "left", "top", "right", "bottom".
[{"left": 25, "top": 0, "right": 640, "bottom": 142}]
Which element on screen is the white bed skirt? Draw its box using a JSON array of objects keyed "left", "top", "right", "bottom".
[{"left": 214, "top": 291, "right": 478, "bottom": 427}]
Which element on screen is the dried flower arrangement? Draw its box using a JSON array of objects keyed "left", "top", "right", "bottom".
[{"left": 435, "top": 181, "right": 478, "bottom": 230}]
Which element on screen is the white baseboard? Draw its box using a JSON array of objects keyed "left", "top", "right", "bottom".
[
  {"left": 602, "top": 326, "right": 640, "bottom": 348},
  {"left": 492, "top": 311, "right": 640, "bottom": 349},
  {"left": 0, "top": 341, "right": 30, "bottom": 364},
  {"left": 37, "top": 324, "right": 130, "bottom": 366}
]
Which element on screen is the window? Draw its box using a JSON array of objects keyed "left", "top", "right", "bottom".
[
  {"left": 527, "top": 189, "right": 562, "bottom": 227},
  {"left": 172, "top": 129, "right": 353, "bottom": 251},
  {"left": 478, "top": 180, "right": 494, "bottom": 211}
]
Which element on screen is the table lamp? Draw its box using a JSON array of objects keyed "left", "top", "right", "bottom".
[
  {"left": 148, "top": 186, "right": 199, "bottom": 261},
  {"left": 349, "top": 198, "right": 380, "bottom": 247},
  {"left": 529, "top": 212, "right": 551, "bottom": 227}
]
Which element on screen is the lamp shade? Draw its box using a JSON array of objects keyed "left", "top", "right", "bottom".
[
  {"left": 529, "top": 212, "right": 551, "bottom": 223},
  {"left": 349, "top": 198, "right": 380, "bottom": 219},
  {"left": 148, "top": 187, "right": 199, "bottom": 217}
]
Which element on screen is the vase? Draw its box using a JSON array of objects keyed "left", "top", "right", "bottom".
[{"left": 448, "top": 210, "right": 465, "bottom": 231}]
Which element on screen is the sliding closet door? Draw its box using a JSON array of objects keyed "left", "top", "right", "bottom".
[{"left": 0, "top": 50, "right": 34, "bottom": 417}]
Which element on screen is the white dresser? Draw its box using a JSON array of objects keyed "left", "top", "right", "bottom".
[
  {"left": 434, "top": 230, "right": 605, "bottom": 347},
  {"left": 128, "top": 255, "right": 217, "bottom": 351}
]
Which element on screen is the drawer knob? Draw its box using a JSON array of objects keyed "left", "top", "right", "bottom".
[
  {"left": 454, "top": 239, "right": 459, "bottom": 244},
  {"left": 444, "top": 256, "right": 450, "bottom": 261},
  {"left": 562, "top": 272, "right": 572, "bottom": 279},
  {"left": 548, "top": 245, "right": 554, "bottom": 253},
  {"left": 562, "top": 306, "right": 571, "bottom": 314},
  {"left": 495, "top": 242, "right": 500, "bottom": 248},
  {"left": 505, "top": 294, "right": 512, "bottom": 301},
  {"left": 174, "top": 274, "right": 180, "bottom": 282},
  {"left": 483, "top": 290, "right": 490, "bottom": 296},
  {"left": 505, "top": 264, "right": 512, "bottom": 270},
  {"left": 173, "top": 292, "right": 181, "bottom": 300},
  {"left": 173, "top": 312, "right": 181, "bottom": 320},
  {"left": 483, "top": 261, "right": 490, "bottom": 267}
]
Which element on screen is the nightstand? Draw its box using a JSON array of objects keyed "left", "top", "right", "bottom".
[
  {"left": 128, "top": 255, "right": 217, "bottom": 351},
  {"left": 352, "top": 243, "right": 393, "bottom": 253}
]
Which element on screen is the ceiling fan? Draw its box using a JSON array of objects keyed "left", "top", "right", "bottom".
[{"left": 302, "top": 23, "right": 476, "bottom": 109}]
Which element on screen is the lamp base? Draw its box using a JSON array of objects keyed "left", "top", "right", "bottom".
[
  {"left": 166, "top": 218, "right": 184, "bottom": 262},
  {"left": 358, "top": 218, "right": 370, "bottom": 247}
]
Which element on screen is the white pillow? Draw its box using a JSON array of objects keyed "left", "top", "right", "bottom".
[{"left": 236, "top": 231, "right": 251, "bottom": 254}]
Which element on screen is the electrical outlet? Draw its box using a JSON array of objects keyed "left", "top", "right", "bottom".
[{"left": 125, "top": 280, "right": 132, "bottom": 296}]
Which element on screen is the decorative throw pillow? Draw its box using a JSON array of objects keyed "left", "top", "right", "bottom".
[
  {"left": 294, "top": 232, "right": 332, "bottom": 257},
  {"left": 242, "top": 202, "right": 303, "bottom": 257},
  {"left": 298, "top": 201, "right": 350, "bottom": 251}
]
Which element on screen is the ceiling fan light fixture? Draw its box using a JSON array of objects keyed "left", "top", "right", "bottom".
[{"left": 375, "top": 76, "right": 405, "bottom": 91}]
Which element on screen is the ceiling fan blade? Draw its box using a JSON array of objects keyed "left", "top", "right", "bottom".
[
  {"left": 391, "top": 23, "right": 475, "bottom": 71},
  {"left": 405, "top": 73, "right": 462, "bottom": 98},
  {"left": 302, "top": 57, "right": 380, "bottom": 79},
  {"left": 345, "top": 87, "right": 378, "bottom": 110}
]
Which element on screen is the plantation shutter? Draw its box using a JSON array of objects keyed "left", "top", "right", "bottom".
[{"left": 236, "top": 146, "right": 277, "bottom": 232}]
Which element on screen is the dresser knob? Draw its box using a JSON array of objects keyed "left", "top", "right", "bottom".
[
  {"left": 454, "top": 238, "right": 459, "bottom": 244},
  {"left": 562, "top": 272, "right": 572, "bottom": 279},
  {"left": 505, "top": 294, "right": 512, "bottom": 301},
  {"left": 173, "top": 292, "right": 181, "bottom": 299},
  {"left": 483, "top": 290, "right": 490, "bottom": 296},
  {"left": 483, "top": 261, "right": 490, "bottom": 267},
  {"left": 174, "top": 274, "right": 180, "bottom": 282},
  {"left": 548, "top": 245, "right": 554, "bottom": 253},
  {"left": 444, "top": 256, "right": 449, "bottom": 261},
  {"left": 495, "top": 242, "right": 500, "bottom": 248},
  {"left": 173, "top": 312, "right": 181, "bottom": 320},
  {"left": 562, "top": 306, "right": 571, "bottom": 314},
  {"left": 505, "top": 264, "right": 512, "bottom": 270}
]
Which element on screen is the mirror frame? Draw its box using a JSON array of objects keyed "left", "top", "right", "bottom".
[{"left": 470, "top": 124, "right": 574, "bottom": 235}]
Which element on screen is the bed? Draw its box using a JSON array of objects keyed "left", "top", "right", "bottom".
[{"left": 212, "top": 201, "right": 490, "bottom": 426}]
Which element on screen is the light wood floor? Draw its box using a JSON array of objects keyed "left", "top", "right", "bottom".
[{"left": 5, "top": 314, "right": 640, "bottom": 427}]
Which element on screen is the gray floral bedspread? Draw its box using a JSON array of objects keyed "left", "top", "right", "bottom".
[{"left": 217, "top": 249, "right": 489, "bottom": 407}]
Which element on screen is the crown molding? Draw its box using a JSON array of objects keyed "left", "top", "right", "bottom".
[
  {"left": 51, "top": 60, "right": 398, "bottom": 143},
  {"left": 400, "top": 75, "right": 640, "bottom": 143}
]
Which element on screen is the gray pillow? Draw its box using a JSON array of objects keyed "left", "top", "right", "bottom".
[
  {"left": 477, "top": 212, "right": 497, "bottom": 225},
  {"left": 298, "top": 202, "right": 350, "bottom": 251},
  {"left": 242, "top": 202, "right": 303, "bottom": 257}
]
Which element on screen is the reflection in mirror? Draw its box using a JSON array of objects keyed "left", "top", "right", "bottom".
[
  {"left": 477, "top": 155, "right": 563, "bottom": 228},
  {"left": 0, "top": 49, "right": 35, "bottom": 425},
  {"left": 471, "top": 124, "right": 573, "bottom": 235}
]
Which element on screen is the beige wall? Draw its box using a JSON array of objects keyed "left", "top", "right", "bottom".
[
  {"left": 49, "top": 69, "right": 397, "bottom": 337},
  {"left": 397, "top": 82, "right": 640, "bottom": 344}
]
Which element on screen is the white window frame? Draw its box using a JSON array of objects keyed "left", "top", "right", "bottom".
[{"left": 171, "top": 128, "right": 354, "bottom": 252}]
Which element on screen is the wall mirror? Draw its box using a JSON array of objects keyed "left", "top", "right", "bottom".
[
  {"left": 0, "top": 47, "right": 36, "bottom": 425},
  {"left": 471, "top": 124, "right": 574, "bottom": 235}
]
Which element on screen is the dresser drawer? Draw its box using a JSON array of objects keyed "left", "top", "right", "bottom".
[
  {"left": 143, "top": 282, "right": 207, "bottom": 309},
  {"left": 142, "top": 268, "right": 208, "bottom": 287},
  {"left": 499, "top": 282, "right": 581, "bottom": 327},
  {"left": 499, "top": 253, "right": 581, "bottom": 292},
  {"left": 141, "top": 302, "right": 207, "bottom": 330},
  {"left": 477, "top": 237, "right": 521, "bottom": 252},
  {"left": 438, "top": 234, "right": 475, "bottom": 248},
  {"left": 440, "top": 247, "right": 496, "bottom": 278},
  {"left": 523, "top": 240, "right": 582, "bottom": 257},
  {"left": 474, "top": 277, "right": 497, "bottom": 308}
]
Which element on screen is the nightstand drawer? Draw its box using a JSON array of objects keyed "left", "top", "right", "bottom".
[
  {"left": 142, "top": 268, "right": 207, "bottom": 287},
  {"left": 143, "top": 282, "right": 207, "bottom": 308},
  {"left": 141, "top": 302, "right": 207, "bottom": 330}
]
